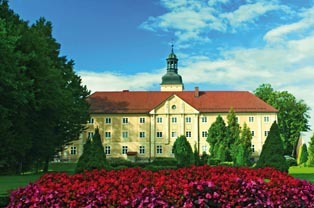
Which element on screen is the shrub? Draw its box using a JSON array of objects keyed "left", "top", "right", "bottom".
[
  {"left": 150, "top": 157, "right": 177, "bottom": 166},
  {"left": 207, "top": 158, "right": 221, "bottom": 166},
  {"left": 172, "top": 135, "right": 193, "bottom": 167},
  {"left": 256, "top": 122, "right": 288, "bottom": 172}
]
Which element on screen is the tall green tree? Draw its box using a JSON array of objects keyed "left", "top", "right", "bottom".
[
  {"left": 207, "top": 115, "right": 227, "bottom": 160},
  {"left": 254, "top": 84, "right": 310, "bottom": 157},
  {"left": 227, "top": 108, "right": 240, "bottom": 162},
  {"left": 307, "top": 134, "right": 314, "bottom": 167},
  {"left": 76, "top": 128, "right": 108, "bottom": 173},
  {"left": 0, "top": 1, "right": 90, "bottom": 173},
  {"left": 172, "top": 135, "right": 193, "bottom": 167},
  {"left": 256, "top": 121, "right": 288, "bottom": 172},
  {"left": 298, "top": 143, "right": 308, "bottom": 165},
  {"left": 233, "top": 123, "right": 252, "bottom": 166}
]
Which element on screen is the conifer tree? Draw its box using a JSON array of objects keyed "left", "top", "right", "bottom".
[
  {"left": 75, "top": 128, "right": 107, "bottom": 173},
  {"left": 193, "top": 143, "right": 200, "bottom": 166},
  {"left": 256, "top": 121, "right": 288, "bottom": 172},
  {"left": 233, "top": 123, "right": 252, "bottom": 166},
  {"left": 227, "top": 108, "right": 240, "bottom": 162},
  {"left": 299, "top": 143, "right": 308, "bottom": 165},
  {"left": 207, "top": 115, "right": 227, "bottom": 159},
  {"left": 307, "top": 134, "right": 314, "bottom": 167},
  {"left": 172, "top": 135, "right": 193, "bottom": 167}
]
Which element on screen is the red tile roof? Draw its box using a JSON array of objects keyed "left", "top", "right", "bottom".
[{"left": 88, "top": 91, "right": 278, "bottom": 114}]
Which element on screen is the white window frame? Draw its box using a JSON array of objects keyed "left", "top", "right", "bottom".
[
  {"left": 122, "top": 146, "right": 128, "bottom": 154},
  {"left": 139, "top": 146, "right": 145, "bottom": 154},
  {"left": 122, "top": 117, "right": 129, "bottom": 124},
  {"left": 171, "top": 131, "right": 177, "bottom": 138},
  {"left": 105, "top": 117, "right": 111, "bottom": 124},
  {"left": 139, "top": 117, "right": 145, "bottom": 124},
  {"left": 156, "top": 145, "right": 162, "bottom": 154},
  {"left": 251, "top": 131, "right": 255, "bottom": 136},
  {"left": 186, "top": 131, "right": 191, "bottom": 138},
  {"left": 105, "top": 146, "right": 111, "bottom": 155},
  {"left": 202, "top": 131, "right": 208, "bottom": 138},
  {"left": 201, "top": 117, "right": 207, "bottom": 123},
  {"left": 248, "top": 116, "right": 254, "bottom": 123},
  {"left": 185, "top": 117, "right": 191, "bottom": 123},
  {"left": 171, "top": 117, "right": 177, "bottom": 123},
  {"left": 87, "top": 132, "right": 94, "bottom": 139},
  {"left": 105, "top": 131, "right": 111, "bottom": 139},
  {"left": 157, "top": 132, "right": 163, "bottom": 138},
  {"left": 157, "top": 117, "right": 162, "bottom": 123},
  {"left": 264, "top": 131, "right": 269, "bottom": 137},
  {"left": 122, "top": 131, "right": 128, "bottom": 139},
  {"left": 264, "top": 116, "right": 270, "bottom": 123},
  {"left": 88, "top": 117, "right": 94, "bottom": 124},
  {"left": 202, "top": 145, "right": 208, "bottom": 153},
  {"left": 139, "top": 131, "right": 145, "bottom": 138},
  {"left": 70, "top": 146, "right": 77, "bottom": 155}
]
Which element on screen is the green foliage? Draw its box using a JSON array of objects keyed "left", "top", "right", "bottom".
[
  {"left": 193, "top": 143, "right": 201, "bottom": 166},
  {"left": 254, "top": 84, "right": 310, "bottom": 157},
  {"left": 76, "top": 128, "right": 108, "bottom": 173},
  {"left": 233, "top": 123, "right": 253, "bottom": 166},
  {"left": 307, "top": 134, "right": 314, "bottom": 167},
  {"left": 200, "top": 152, "right": 209, "bottom": 165},
  {"left": 172, "top": 135, "right": 193, "bottom": 167},
  {"left": 299, "top": 144, "right": 308, "bottom": 165},
  {"left": 0, "top": 1, "right": 90, "bottom": 174},
  {"left": 256, "top": 122, "right": 288, "bottom": 172},
  {"left": 150, "top": 157, "right": 177, "bottom": 166},
  {"left": 207, "top": 115, "right": 227, "bottom": 160}
]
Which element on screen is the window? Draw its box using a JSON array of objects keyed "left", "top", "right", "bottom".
[
  {"left": 201, "top": 117, "right": 207, "bottom": 123},
  {"left": 105, "top": 146, "right": 111, "bottom": 155},
  {"left": 105, "top": 131, "right": 111, "bottom": 138},
  {"left": 122, "top": 146, "right": 128, "bottom": 154},
  {"left": 105, "top": 117, "right": 111, "bottom": 124},
  {"left": 171, "top": 131, "right": 177, "bottom": 138},
  {"left": 157, "top": 132, "right": 163, "bottom": 138},
  {"left": 157, "top": 145, "right": 162, "bottom": 154},
  {"left": 185, "top": 117, "right": 191, "bottom": 123},
  {"left": 139, "top": 131, "right": 145, "bottom": 138},
  {"left": 251, "top": 131, "right": 255, "bottom": 136},
  {"left": 139, "top": 146, "right": 145, "bottom": 154},
  {"left": 202, "top": 145, "right": 208, "bottom": 153},
  {"left": 87, "top": 132, "right": 94, "bottom": 139},
  {"left": 88, "top": 117, "right": 94, "bottom": 124},
  {"left": 157, "top": 117, "right": 162, "bottom": 123},
  {"left": 248, "top": 116, "right": 254, "bottom": 123},
  {"left": 122, "top": 117, "right": 128, "bottom": 124},
  {"left": 186, "top": 131, "right": 191, "bottom": 138},
  {"left": 202, "top": 131, "right": 208, "bottom": 138},
  {"left": 70, "top": 146, "right": 77, "bottom": 155},
  {"left": 122, "top": 131, "right": 128, "bottom": 139},
  {"left": 264, "top": 116, "right": 270, "bottom": 123},
  {"left": 171, "top": 117, "right": 177, "bottom": 123},
  {"left": 251, "top": 145, "right": 255, "bottom": 152},
  {"left": 264, "top": 131, "right": 269, "bottom": 137},
  {"left": 139, "top": 117, "right": 145, "bottom": 124}
]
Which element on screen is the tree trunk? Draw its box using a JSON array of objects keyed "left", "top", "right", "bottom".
[{"left": 43, "top": 156, "right": 49, "bottom": 172}]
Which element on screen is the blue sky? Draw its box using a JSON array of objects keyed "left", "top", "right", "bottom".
[{"left": 9, "top": 0, "right": 314, "bottom": 139}]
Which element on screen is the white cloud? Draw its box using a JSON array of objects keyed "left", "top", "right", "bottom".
[{"left": 264, "top": 7, "right": 314, "bottom": 44}]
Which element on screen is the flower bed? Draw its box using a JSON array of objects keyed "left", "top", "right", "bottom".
[{"left": 7, "top": 166, "right": 314, "bottom": 207}]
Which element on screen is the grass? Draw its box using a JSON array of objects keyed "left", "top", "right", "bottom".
[{"left": 289, "top": 166, "right": 314, "bottom": 183}]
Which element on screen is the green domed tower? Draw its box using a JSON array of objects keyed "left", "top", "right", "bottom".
[{"left": 161, "top": 46, "right": 184, "bottom": 91}]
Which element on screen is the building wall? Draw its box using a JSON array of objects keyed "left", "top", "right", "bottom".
[{"left": 64, "top": 97, "right": 277, "bottom": 161}]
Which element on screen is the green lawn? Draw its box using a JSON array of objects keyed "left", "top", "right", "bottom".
[
  {"left": 0, "top": 174, "right": 41, "bottom": 195},
  {"left": 289, "top": 166, "right": 314, "bottom": 183}
]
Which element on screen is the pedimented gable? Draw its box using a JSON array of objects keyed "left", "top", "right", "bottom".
[{"left": 150, "top": 94, "right": 199, "bottom": 115}]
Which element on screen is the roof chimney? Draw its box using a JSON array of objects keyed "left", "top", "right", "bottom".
[{"left": 194, "top": 87, "right": 199, "bottom": 97}]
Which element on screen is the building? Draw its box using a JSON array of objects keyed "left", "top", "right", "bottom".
[{"left": 62, "top": 47, "right": 277, "bottom": 161}]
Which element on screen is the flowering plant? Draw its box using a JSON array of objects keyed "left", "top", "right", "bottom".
[{"left": 8, "top": 166, "right": 314, "bottom": 207}]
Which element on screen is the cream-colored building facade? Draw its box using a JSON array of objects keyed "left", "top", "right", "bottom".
[{"left": 62, "top": 49, "right": 277, "bottom": 161}]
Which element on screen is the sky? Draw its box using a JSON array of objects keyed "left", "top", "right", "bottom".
[{"left": 9, "top": 0, "right": 314, "bottom": 141}]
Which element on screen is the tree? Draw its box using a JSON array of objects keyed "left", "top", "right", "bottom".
[
  {"left": 172, "top": 135, "right": 193, "bottom": 167},
  {"left": 207, "top": 115, "right": 227, "bottom": 160},
  {"left": 193, "top": 143, "right": 201, "bottom": 166},
  {"left": 254, "top": 84, "right": 310, "bottom": 157},
  {"left": 307, "top": 134, "right": 314, "bottom": 167},
  {"left": 75, "top": 128, "right": 108, "bottom": 173},
  {"left": 256, "top": 121, "right": 288, "bottom": 172},
  {"left": 233, "top": 123, "right": 253, "bottom": 166},
  {"left": 0, "top": 1, "right": 90, "bottom": 173},
  {"left": 227, "top": 108, "right": 240, "bottom": 162},
  {"left": 298, "top": 144, "right": 308, "bottom": 165}
]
